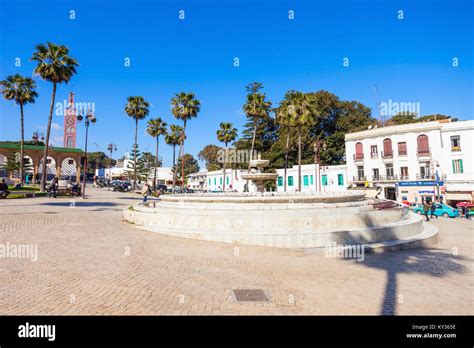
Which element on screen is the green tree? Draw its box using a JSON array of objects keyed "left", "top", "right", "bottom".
[
  {"left": 287, "top": 91, "right": 317, "bottom": 191},
  {"left": 0, "top": 75, "right": 38, "bottom": 185},
  {"left": 216, "top": 122, "right": 238, "bottom": 191},
  {"left": 1, "top": 153, "right": 33, "bottom": 178},
  {"left": 175, "top": 153, "right": 199, "bottom": 183},
  {"left": 171, "top": 92, "right": 201, "bottom": 191},
  {"left": 146, "top": 118, "right": 168, "bottom": 190},
  {"left": 198, "top": 144, "right": 223, "bottom": 171},
  {"left": 165, "top": 124, "right": 183, "bottom": 191},
  {"left": 31, "top": 42, "right": 78, "bottom": 191},
  {"left": 242, "top": 82, "right": 272, "bottom": 173},
  {"left": 125, "top": 96, "right": 150, "bottom": 190}
]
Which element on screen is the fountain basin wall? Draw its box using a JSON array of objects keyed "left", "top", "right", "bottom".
[{"left": 123, "top": 192, "right": 430, "bottom": 249}]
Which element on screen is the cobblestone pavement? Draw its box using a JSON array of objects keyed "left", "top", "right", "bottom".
[{"left": 0, "top": 188, "right": 472, "bottom": 315}]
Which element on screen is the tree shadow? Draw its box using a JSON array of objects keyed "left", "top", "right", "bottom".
[{"left": 339, "top": 210, "right": 468, "bottom": 315}]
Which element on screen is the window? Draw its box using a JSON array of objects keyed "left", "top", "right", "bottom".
[
  {"left": 277, "top": 176, "right": 283, "bottom": 186},
  {"left": 355, "top": 142, "right": 364, "bottom": 160},
  {"left": 213, "top": 178, "right": 216, "bottom": 185},
  {"left": 310, "top": 175, "right": 314, "bottom": 185},
  {"left": 419, "top": 162, "right": 430, "bottom": 179},
  {"left": 303, "top": 175, "right": 309, "bottom": 186},
  {"left": 370, "top": 145, "right": 378, "bottom": 159},
  {"left": 338, "top": 174, "right": 344, "bottom": 186},
  {"left": 288, "top": 176, "right": 294, "bottom": 186},
  {"left": 68, "top": 159, "right": 74, "bottom": 165},
  {"left": 226, "top": 176, "right": 229, "bottom": 185},
  {"left": 220, "top": 177, "right": 222, "bottom": 185},
  {"left": 208, "top": 178, "right": 211, "bottom": 185},
  {"left": 400, "top": 167, "right": 409, "bottom": 179},
  {"left": 453, "top": 159, "right": 463, "bottom": 174},
  {"left": 372, "top": 168, "right": 379, "bottom": 180},
  {"left": 386, "top": 164, "right": 394, "bottom": 179},
  {"left": 357, "top": 166, "right": 364, "bottom": 180},
  {"left": 451, "top": 136, "right": 461, "bottom": 151},
  {"left": 322, "top": 174, "right": 328, "bottom": 186},
  {"left": 398, "top": 142, "right": 407, "bottom": 156},
  {"left": 383, "top": 138, "right": 393, "bottom": 157},
  {"left": 417, "top": 134, "right": 430, "bottom": 154}
]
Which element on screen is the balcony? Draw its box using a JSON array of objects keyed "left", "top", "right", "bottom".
[
  {"left": 398, "top": 150, "right": 407, "bottom": 156},
  {"left": 353, "top": 154, "right": 364, "bottom": 162},
  {"left": 451, "top": 146, "right": 462, "bottom": 152},
  {"left": 416, "top": 148, "right": 431, "bottom": 158},
  {"left": 374, "top": 175, "right": 398, "bottom": 181},
  {"left": 370, "top": 153, "right": 378, "bottom": 159},
  {"left": 352, "top": 176, "right": 366, "bottom": 182},
  {"left": 381, "top": 151, "right": 394, "bottom": 161},
  {"left": 416, "top": 173, "right": 434, "bottom": 180}
]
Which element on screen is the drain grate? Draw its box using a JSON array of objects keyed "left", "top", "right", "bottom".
[{"left": 233, "top": 289, "right": 268, "bottom": 302}]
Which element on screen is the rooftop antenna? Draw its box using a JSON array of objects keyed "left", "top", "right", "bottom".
[{"left": 373, "top": 85, "right": 383, "bottom": 126}]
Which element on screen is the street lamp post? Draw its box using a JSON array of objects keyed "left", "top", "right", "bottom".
[
  {"left": 107, "top": 143, "right": 117, "bottom": 191},
  {"left": 77, "top": 108, "right": 97, "bottom": 198}
]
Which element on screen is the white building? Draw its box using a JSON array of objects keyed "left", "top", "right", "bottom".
[
  {"left": 276, "top": 164, "right": 348, "bottom": 193},
  {"left": 187, "top": 170, "right": 208, "bottom": 191},
  {"left": 345, "top": 119, "right": 474, "bottom": 204},
  {"left": 205, "top": 169, "right": 254, "bottom": 192}
]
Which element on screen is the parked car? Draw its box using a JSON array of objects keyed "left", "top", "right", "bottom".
[
  {"left": 113, "top": 181, "right": 132, "bottom": 192},
  {"left": 413, "top": 203, "right": 460, "bottom": 218},
  {"left": 156, "top": 184, "right": 168, "bottom": 193}
]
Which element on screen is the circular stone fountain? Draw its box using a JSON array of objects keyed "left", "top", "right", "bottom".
[
  {"left": 241, "top": 159, "right": 278, "bottom": 192},
  {"left": 123, "top": 190, "right": 438, "bottom": 252}
]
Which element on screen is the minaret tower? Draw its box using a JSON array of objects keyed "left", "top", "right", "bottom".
[{"left": 63, "top": 92, "right": 77, "bottom": 148}]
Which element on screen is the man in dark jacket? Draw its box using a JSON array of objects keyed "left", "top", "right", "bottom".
[
  {"left": 430, "top": 202, "right": 438, "bottom": 219},
  {"left": 0, "top": 179, "right": 10, "bottom": 198}
]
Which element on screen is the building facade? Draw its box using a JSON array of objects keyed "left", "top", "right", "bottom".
[
  {"left": 205, "top": 169, "right": 254, "bottom": 192},
  {"left": 345, "top": 119, "right": 474, "bottom": 205},
  {"left": 276, "top": 164, "right": 348, "bottom": 192}
]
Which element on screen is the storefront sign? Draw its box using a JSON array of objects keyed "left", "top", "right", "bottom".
[{"left": 398, "top": 181, "right": 444, "bottom": 187}]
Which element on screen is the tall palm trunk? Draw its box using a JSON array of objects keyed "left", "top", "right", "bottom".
[
  {"left": 180, "top": 119, "right": 187, "bottom": 191},
  {"left": 284, "top": 128, "right": 290, "bottom": 192},
  {"left": 248, "top": 121, "right": 257, "bottom": 171},
  {"left": 19, "top": 102, "right": 25, "bottom": 185},
  {"left": 40, "top": 82, "right": 56, "bottom": 192},
  {"left": 133, "top": 116, "right": 138, "bottom": 191},
  {"left": 298, "top": 127, "right": 302, "bottom": 191},
  {"left": 246, "top": 121, "right": 257, "bottom": 192},
  {"left": 172, "top": 144, "right": 176, "bottom": 192},
  {"left": 222, "top": 142, "right": 228, "bottom": 191},
  {"left": 153, "top": 135, "right": 159, "bottom": 190}
]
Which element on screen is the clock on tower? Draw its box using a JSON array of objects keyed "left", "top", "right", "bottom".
[{"left": 63, "top": 92, "right": 77, "bottom": 148}]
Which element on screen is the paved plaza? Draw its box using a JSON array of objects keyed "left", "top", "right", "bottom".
[{"left": 0, "top": 188, "right": 472, "bottom": 315}]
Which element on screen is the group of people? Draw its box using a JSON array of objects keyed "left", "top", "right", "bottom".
[{"left": 421, "top": 200, "right": 439, "bottom": 221}]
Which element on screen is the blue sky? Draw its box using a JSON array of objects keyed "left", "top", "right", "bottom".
[{"left": 0, "top": 0, "right": 472, "bottom": 167}]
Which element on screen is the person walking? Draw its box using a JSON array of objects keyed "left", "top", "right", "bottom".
[
  {"left": 49, "top": 176, "right": 58, "bottom": 198},
  {"left": 0, "top": 179, "right": 10, "bottom": 199},
  {"left": 422, "top": 200, "right": 431, "bottom": 222},
  {"left": 141, "top": 182, "right": 151, "bottom": 203},
  {"left": 430, "top": 202, "right": 438, "bottom": 219}
]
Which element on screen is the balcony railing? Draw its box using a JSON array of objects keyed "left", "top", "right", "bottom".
[
  {"left": 416, "top": 173, "right": 434, "bottom": 180},
  {"left": 353, "top": 154, "right": 364, "bottom": 161},
  {"left": 372, "top": 175, "right": 398, "bottom": 181},
  {"left": 370, "top": 153, "right": 378, "bottom": 159},
  {"left": 416, "top": 147, "right": 431, "bottom": 157},
  {"left": 381, "top": 151, "right": 393, "bottom": 160},
  {"left": 398, "top": 150, "right": 407, "bottom": 156},
  {"left": 353, "top": 176, "right": 366, "bottom": 182},
  {"left": 451, "top": 146, "right": 462, "bottom": 152}
]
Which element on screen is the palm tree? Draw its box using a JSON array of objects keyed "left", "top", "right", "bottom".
[
  {"left": 165, "top": 124, "right": 183, "bottom": 191},
  {"left": 125, "top": 96, "right": 150, "bottom": 190},
  {"left": 171, "top": 92, "right": 201, "bottom": 191},
  {"left": 216, "top": 122, "right": 238, "bottom": 192},
  {"left": 287, "top": 91, "right": 316, "bottom": 191},
  {"left": 275, "top": 93, "right": 295, "bottom": 192},
  {"left": 242, "top": 82, "right": 272, "bottom": 171},
  {"left": 31, "top": 42, "right": 78, "bottom": 191},
  {"left": 0, "top": 74, "right": 38, "bottom": 185},
  {"left": 146, "top": 118, "right": 168, "bottom": 190}
]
